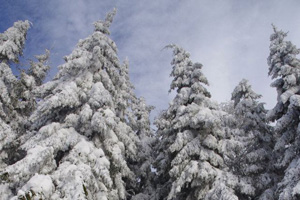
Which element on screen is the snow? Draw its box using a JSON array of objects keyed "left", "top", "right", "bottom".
[
  {"left": 6, "top": 145, "right": 55, "bottom": 185},
  {"left": 17, "top": 174, "right": 54, "bottom": 199},
  {"left": 0, "top": 184, "right": 13, "bottom": 199},
  {"left": 203, "top": 134, "right": 218, "bottom": 150},
  {"left": 0, "top": 119, "right": 15, "bottom": 152},
  {"left": 21, "top": 72, "right": 36, "bottom": 89},
  {"left": 292, "top": 181, "right": 300, "bottom": 197},
  {"left": 89, "top": 82, "right": 113, "bottom": 108}
]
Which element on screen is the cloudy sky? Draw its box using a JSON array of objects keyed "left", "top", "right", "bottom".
[{"left": 2, "top": 0, "right": 300, "bottom": 119}]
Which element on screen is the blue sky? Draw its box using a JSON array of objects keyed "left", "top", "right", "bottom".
[{"left": 2, "top": 0, "right": 300, "bottom": 119}]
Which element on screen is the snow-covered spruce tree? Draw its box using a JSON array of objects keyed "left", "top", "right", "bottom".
[
  {"left": 227, "top": 79, "right": 275, "bottom": 199},
  {"left": 1, "top": 49, "right": 51, "bottom": 171},
  {"left": 266, "top": 25, "right": 300, "bottom": 200},
  {"left": 130, "top": 97, "right": 156, "bottom": 200},
  {"left": 0, "top": 62, "right": 27, "bottom": 176},
  {"left": 0, "top": 20, "right": 44, "bottom": 178},
  {"left": 117, "top": 59, "right": 155, "bottom": 198},
  {"left": 0, "top": 20, "right": 31, "bottom": 127},
  {"left": 0, "top": 9, "right": 151, "bottom": 200},
  {"left": 154, "top": 45, "right": 238, "bottom": 200}
]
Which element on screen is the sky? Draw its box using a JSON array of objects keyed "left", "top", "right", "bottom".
[{"left": 2, "top": 0, "right": 300, "bottom": 120}]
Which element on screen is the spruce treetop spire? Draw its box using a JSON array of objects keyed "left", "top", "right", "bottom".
[
  {"left": 231, "top": 79, "right": 262, "bottom": 107},
  {"left": 165, "top": 44, "right": 193, "bottom": 92},
  {"left": 0, "top": 20, "right": 30, "bottom": 63},
  {"left": 268, "top": 25, "right": 300, "bottom": 81},
  {"left": 94, "top": 8, "right": 117, "bottom": 35},
  {"left": 267, "top": 25, "right": 300, "bottom": 122},
  {"left": 166, "top": 44, "right": 210, "bottom": 99}
]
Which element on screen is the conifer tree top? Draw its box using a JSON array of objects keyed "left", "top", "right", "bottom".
[
  {"left": 267, "top": 25, "right": 300, "bottom": 108},
  {"left": 0, "top": 20, "right": 30, "bottom": 63},
  {"left": 268, "top": 25, "right": 300, "bottom": 80},
  {"left": 231, "top": 79, "right": 262, "bottom": 107},
  {"left": 166, "top": 44, "right": 210, "bottom": 98},
  {"left": 93, "top": 8, "right": 117, "bottom": 35}
]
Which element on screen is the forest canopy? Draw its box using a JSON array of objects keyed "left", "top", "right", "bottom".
[{"left": 1, "top": 9, "right": 300, "bottom": 200}]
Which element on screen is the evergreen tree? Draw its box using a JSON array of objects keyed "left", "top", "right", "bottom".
[
  {"left": 0, "top": 20, "right": 40, "bottom": 171},
  {"left": 266, "top": 25, "right": 300, "bottom": 200},
  {"left": 130, "top": 97, "right": 156, "bottom": 200},
  {"left": 0, "top": 20, "right": 31, "bottom": 129},
  {"left": 226, "top": 79, "right": 275, "bottom": 199},
  {"left": 0, "top": 21, "right": 49, "bottom": 135},
  {"left": 0, "top": 9, "right": 150, "bottom": 200},
  {"left": 116, "top": 59, "right": 155, "bottom": 198},
  {"left": 154, "top": 45, "right": 237, "bottom": 200},
  {"left": 0, "top": 21, "right": 52, "bottom": 199}
]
